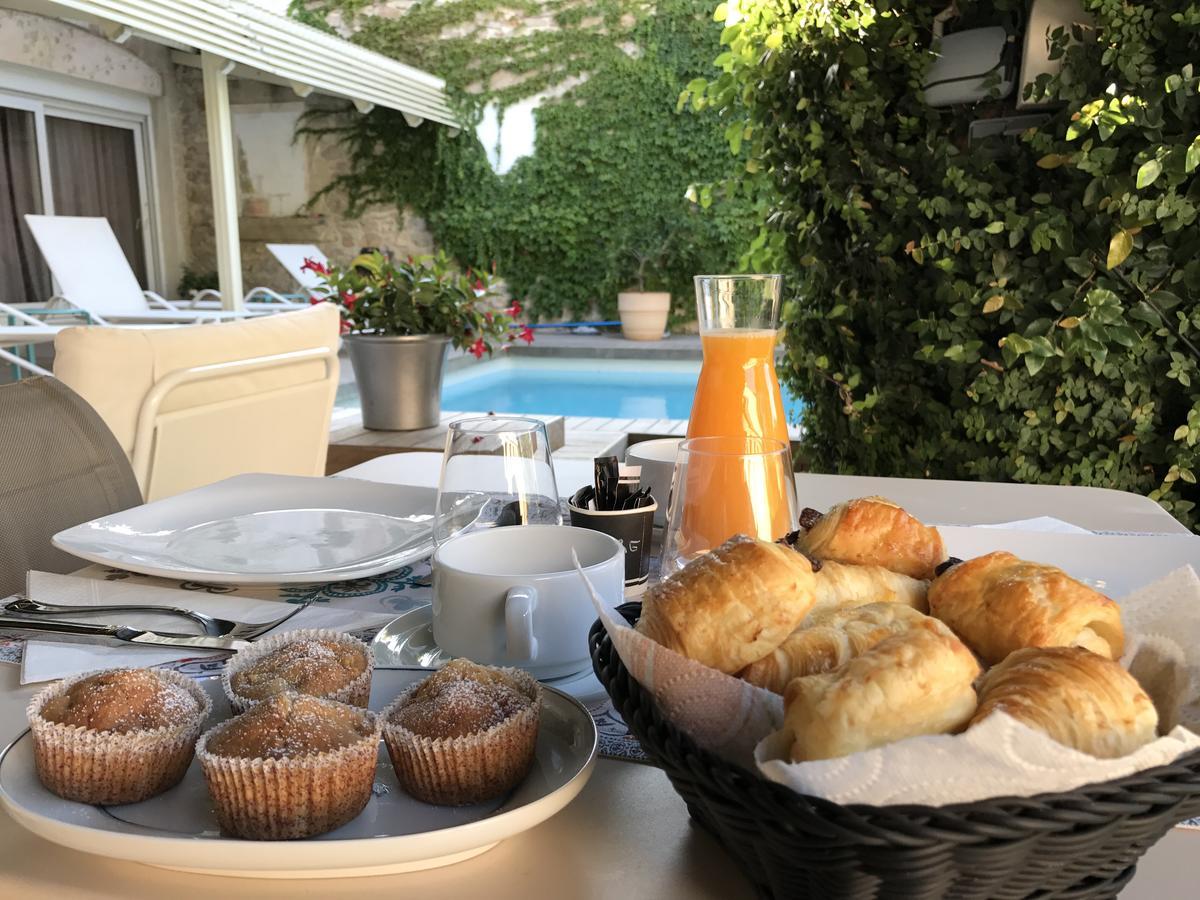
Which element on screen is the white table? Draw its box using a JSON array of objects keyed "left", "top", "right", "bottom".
[{"left": 1, "top": 458, "right": 1196, "bottom": 898}]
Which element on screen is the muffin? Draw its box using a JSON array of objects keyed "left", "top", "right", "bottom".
[
  {"left": 222, "top": 628, "right": 372, "bottom": 712},
  {"left": 196, "top": 692, "right": 381, "bottom": 840},
  {"left": 27, "top": 667, "right": 210, "bottom": 804},
  {"left": 382, "top": 660, "right": 541, "bottom": 806}
]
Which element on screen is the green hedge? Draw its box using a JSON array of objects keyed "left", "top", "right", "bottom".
[
  {"left": 293, "top": 0, "right": 756, "bottom": 323},
  {"left": 690, "top": 0, "right": 1200, "bottom": 527}
]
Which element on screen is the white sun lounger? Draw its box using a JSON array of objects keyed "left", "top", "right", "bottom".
[
  {"left": 266, "top": 243, "right": 334, "bottom": 298},
  {"left": 23, "top": 215, "right": 268, "bottom": 324}
]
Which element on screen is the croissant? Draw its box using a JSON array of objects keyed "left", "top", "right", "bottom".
[
  {"left": 636, "top": 535, "right": 817, "bottom": 674},
  {"left": 927, "top": 551, "right": 1124, "bottom": 664},
  {"left": 796, "top": 496, "right": 946, "bottom": 580},
  {"left": 810, "top": 560, "right": 929, "bottom": 617},
  {"left": 740, "top": 602, "right": 929, "bottom": 693},
  {"left": 783, "top": 616, "right": 981, "bottom": 761},
  {"left": 970, "top": 647, "right": 1157, "bottom": 758}
]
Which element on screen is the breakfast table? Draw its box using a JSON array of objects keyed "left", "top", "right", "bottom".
[{"left": 0, "top": 453, "right": 1196, "bottom": 898}]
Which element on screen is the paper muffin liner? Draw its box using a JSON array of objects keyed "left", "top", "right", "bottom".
[
  {"left": 196, "top": 701, "right": 382, "bottom": 840},
  {"left": 382, "top": 667, "right": 542, "bottom": 806},
  {"left": 27, "top": 667, "right": 212, "bottom": 805},
  {"left": 221, "top": 628, "right": 373, "bottom": 713}
]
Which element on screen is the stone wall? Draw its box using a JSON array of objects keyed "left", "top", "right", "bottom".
[{"left": 175, "top": 71, "right": 434, "bottom": 294}]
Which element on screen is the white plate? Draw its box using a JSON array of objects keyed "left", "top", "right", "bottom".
[
  {"left": 0, "top": 668, "right": 597, "bottom": 878},
  {"left": 52, "top": 473, "right": 438, "bottom": 584},
  {"left": 372, "top": 606, "right": 609, "bottom": 703}
]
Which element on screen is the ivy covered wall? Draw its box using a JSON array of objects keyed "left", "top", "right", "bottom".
[{"left": 291, "top": 0, "right": 756, "bottom": 322}]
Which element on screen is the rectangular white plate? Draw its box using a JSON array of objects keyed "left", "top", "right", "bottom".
[{"left": 52, "top": 473, "right": 438, "bottom": 584}]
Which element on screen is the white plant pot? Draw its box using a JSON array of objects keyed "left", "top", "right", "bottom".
[{"left": 617, "top": 291, "right": 671, "bottom": 341}]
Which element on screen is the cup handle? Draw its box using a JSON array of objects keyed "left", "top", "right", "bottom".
[{"left": 504, "top": 586, "right": 538, "bottom": 662}]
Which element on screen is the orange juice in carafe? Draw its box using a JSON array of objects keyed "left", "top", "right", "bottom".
[
  {"left": 687, "top": 329, "right": 789, "bottom": 445},
  {"left": 675, "top": 275, "right": 794, "bottom": 557}
]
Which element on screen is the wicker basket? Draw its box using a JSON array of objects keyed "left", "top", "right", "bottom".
[{"left": 590, "top": 606, "right": 1200, "bottom": 900}]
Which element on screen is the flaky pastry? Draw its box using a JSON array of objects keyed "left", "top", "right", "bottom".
[
  {"left": 795, "top": 497, "right": 946, "bottom": 580},
  {"left": 740, "top": 602, "right": 930, "bottom": 693},
  {"left": 636, "top": 535, "right": 817, "bottom": 674},
  {"left": 927, "top": 551, "right": 1124, "bottom": 664},
  {"left": 970, "top": 646, "right": 1157, "bottom": 758},
  {"left": 782, "top": 617, "right": 980, "bottom": 761}
]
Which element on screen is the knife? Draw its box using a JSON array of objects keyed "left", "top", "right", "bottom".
[{"left": 0, "top": 616, "right": 248, "bottom": 650}]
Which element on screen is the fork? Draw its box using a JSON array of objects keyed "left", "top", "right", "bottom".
[{"left": 2, "top": 594, "right": 313, "bottom": 641}]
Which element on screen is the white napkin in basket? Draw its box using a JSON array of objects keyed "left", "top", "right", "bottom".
[
  {"left": 14, "top": 572, "right": 398, "bottom": 684},
  {"left": 584, "top": 562, "right": 1200, "bottom": 808}
]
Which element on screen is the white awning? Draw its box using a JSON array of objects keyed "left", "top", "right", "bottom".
[{"left": 13, "top": 0, "right": 457, "bottom": 126}]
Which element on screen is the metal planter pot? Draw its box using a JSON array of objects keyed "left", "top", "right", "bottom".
[{"left": 344, "top": 334, "right": 451, "bottom": 431}]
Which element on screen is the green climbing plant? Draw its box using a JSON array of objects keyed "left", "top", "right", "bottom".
[
  {"left": 686, "top": 0, "right": 1200, "bottom": 527},
  {"left": 291, "top": 0, "right": 756, "bottom": 322}
]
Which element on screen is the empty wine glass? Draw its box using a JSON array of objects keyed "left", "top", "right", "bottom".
[
  {"left": 434, "top": 416, "right": 562, "bottom": 544},
  {"left": 660, "top": 435, "right": 797, "bottom": 574}
]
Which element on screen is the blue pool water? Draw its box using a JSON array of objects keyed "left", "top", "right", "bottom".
[{"left": 437, "top": 358, "right": 805, "bottom": 422}]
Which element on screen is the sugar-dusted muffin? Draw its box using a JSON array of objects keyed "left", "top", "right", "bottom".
[
  {"left": 28, "top": 667, "right": 210, "bottom": 804},
  {"left": 222, "top": 628, "right": 372, "bottom": 712},
  {"left": 196, "top": 692, "right": 381, "bottom": 840},
  {"left": 382, "top": 660, "right": 541, "bottom": 806}
]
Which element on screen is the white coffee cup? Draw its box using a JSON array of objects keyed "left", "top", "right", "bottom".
[
  {"left": 626, "top": 437, "right": 683, "bottom": 526},
  {"left": 431, "top": 525, "right": 625, "bottom": 679}
]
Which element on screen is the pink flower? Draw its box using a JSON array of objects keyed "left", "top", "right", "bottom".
[
  {"left": 469, "top": 338, "right": 487, "bottom": 359},
  {"left": 506, "top": 300, "right": 522, "bottom": 317},
  {"left": 519, "top": 326, "right": 534, "bottom": 344},
  {"left": 300, "top": 257, "right": 329, "bottom": 276},
  {"left": 341, "top": 290, "right": 357, "bottom": 311},
  {"left": 473, "top": 278, "right": 486, "bottom": 297},
  {"left": 484, "top": 311, "right": 494, "bottom": 324},
  {"left": 339, "top": 319, "right": 351, "bottom": 335},
  {"left": 309, "top": 295, "right": 322, "bottom": 305}
]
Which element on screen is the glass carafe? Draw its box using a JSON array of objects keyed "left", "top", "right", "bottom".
[{"left": 678, "top": 274, "right": 793, "bottom": 554}]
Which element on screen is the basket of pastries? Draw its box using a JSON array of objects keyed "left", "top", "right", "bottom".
[{"left": 588, "top": 496, "right": 1200, "bottom": 899}]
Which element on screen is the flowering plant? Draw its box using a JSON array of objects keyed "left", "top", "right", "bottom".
[{"left": 302, "top": 250, "right": 531, "bottom": 357}]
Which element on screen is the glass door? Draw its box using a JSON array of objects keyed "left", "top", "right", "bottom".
[
  {"left": 0, "top": 92, "right": 155, "bottom": 304},
  {"left": 45, "top": 115, "right": 148, "bottom": 286},
  {"left": 0, "top": 103, "right": 52, "bottom": 304}
]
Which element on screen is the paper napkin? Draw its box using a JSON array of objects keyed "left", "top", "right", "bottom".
[{"left": 14, "top": 572, "right": 399, "bottom": 684}]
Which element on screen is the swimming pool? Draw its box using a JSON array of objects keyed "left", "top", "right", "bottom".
[{"left": 426, "top": 357, "right": 805, "bottom": 422}]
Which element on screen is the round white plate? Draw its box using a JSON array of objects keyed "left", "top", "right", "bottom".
[
  {"left": 372, "top": 606, "right": 609, "bottom": 703},
  {"left": 51, "top": 474, "right": 438, "bottom": 584},
  {"left": 0, "top": 669, "right": 596, "bottom": 878}
]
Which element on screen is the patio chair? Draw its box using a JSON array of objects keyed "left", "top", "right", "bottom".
[
  {"left": 23, "top": 215, "right": 268, "bottom": 324},
  {"left": 53, "top": 303, "right": 341, "bottom": 501},
  {"left": 0, "top": 375, "right": 143, "bottom": 596}
]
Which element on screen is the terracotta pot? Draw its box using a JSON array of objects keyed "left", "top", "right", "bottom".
[{"left": 617, "top": 291, "right": 671, "bottom": 341}]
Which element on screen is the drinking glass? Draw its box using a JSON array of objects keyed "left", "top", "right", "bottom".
[
  {"left": 434, "top": 416, "right": 561, "bottom": 544},
  {"left": 660, "top": 435, "right": 797, "bottom": 574}
]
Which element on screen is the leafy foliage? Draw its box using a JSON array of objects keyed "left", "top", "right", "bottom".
[
  {"left": 305, "top": 251, "right": 530, "bottom": 355},
  {"left": 688, "top": 0, "right": 1200, "bottom": 526},
  {"left": 291, "top": 0, "right": 756, "bottom": 321}
]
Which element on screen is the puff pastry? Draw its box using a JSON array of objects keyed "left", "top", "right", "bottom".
[
  {"left": 927, "top": 551, "right": 1124, "bottom": 664},
  {"left": 810, "top": 560, "right": 929, "bottom": 617},
  {"left": 740, "top": 602, "right": 929, "bottom": 693},
  {"left": 796, "top": 497, "right": 946, "bottom": 580},
  {"left": 783, "top": 616, "right": 981, "bottom": 761},
  {"left": 636, "top": 535, "right": 817, "bottom": 674},
  {"left": 970, "top": 647, "right": 1157, "bottom": 758}
]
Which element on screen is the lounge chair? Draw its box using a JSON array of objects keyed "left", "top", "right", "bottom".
[
  {"left": 23, "top": 215, "right": 269, "bottom": 324},
  {"left": 266, "top": 243, "right": 334, "bottom": 299},
  {"left": 0, "top": 303, "right": 57, "bottom": 377}
]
